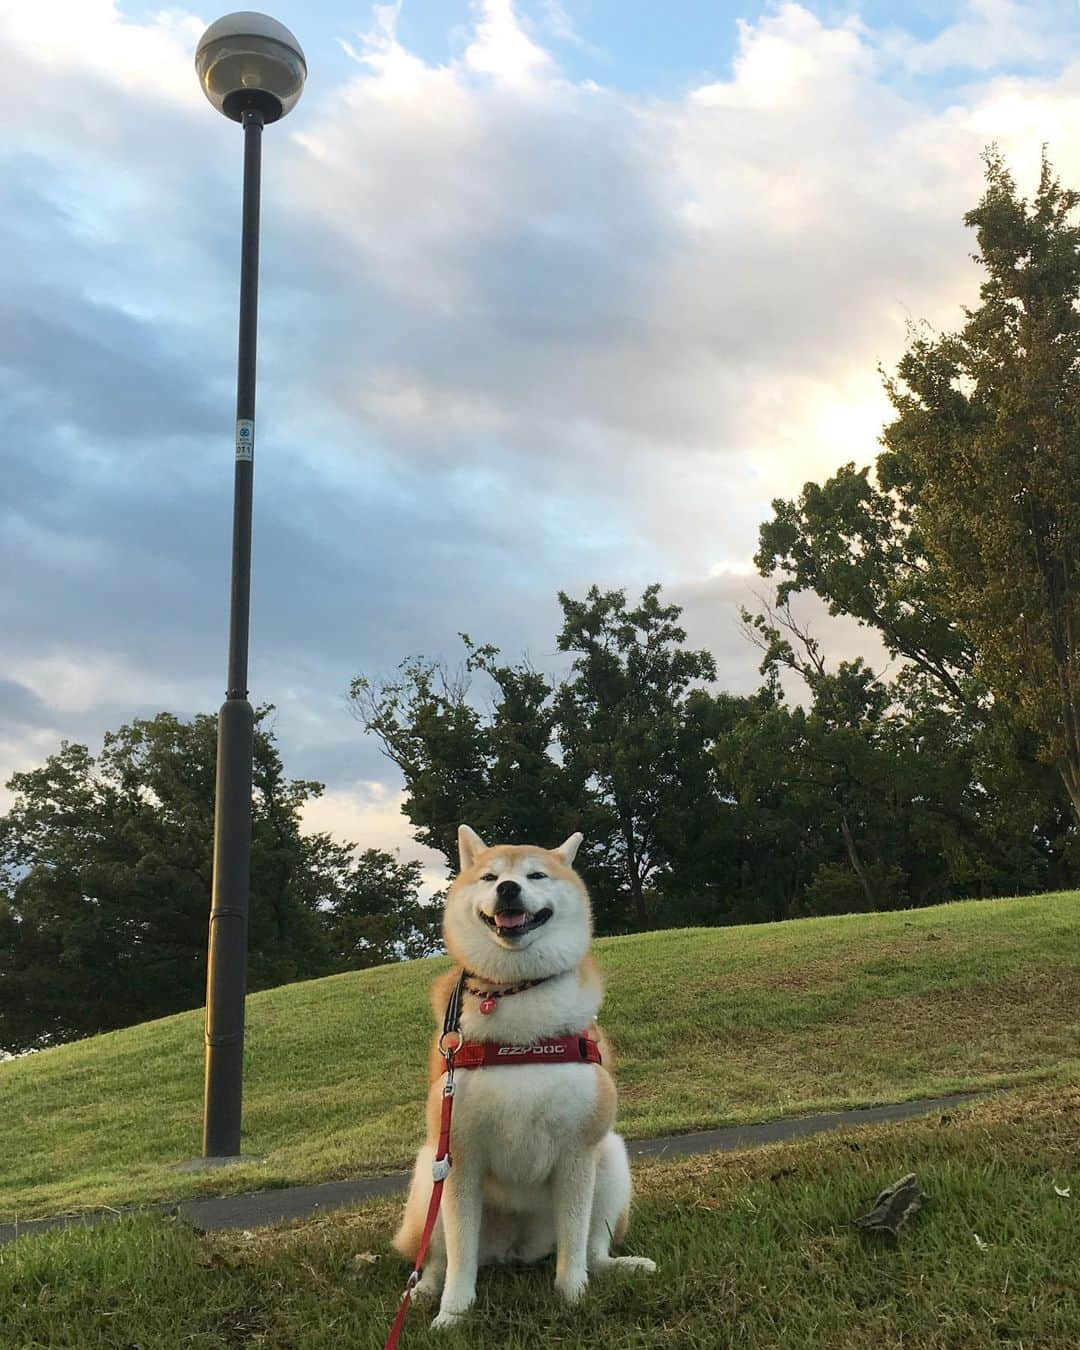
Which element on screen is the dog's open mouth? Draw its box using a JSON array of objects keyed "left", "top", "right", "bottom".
[{"left": 480, "top": 907, "right": 554, "bottom": 938}]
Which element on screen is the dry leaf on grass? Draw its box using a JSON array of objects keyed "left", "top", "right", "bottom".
[{"left": 854, "top": 1173, "right": 927, "bottom": 1237}]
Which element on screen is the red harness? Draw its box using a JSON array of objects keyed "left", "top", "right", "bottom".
[
  {"left": 451, "top": 1034, "right": 602, "bottom": 1070},
  {"left": 384, "top": 998, "right": 603, "bottom": 1350}
]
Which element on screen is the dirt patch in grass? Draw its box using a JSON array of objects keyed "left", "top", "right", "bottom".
[
  {"left": 610, "top": 964, "right": 1080, "bottom": 1138},
  {"left": 848, "top": 964, "right": 1080, "bottom": 1060}
]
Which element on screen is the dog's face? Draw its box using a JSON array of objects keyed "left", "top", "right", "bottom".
[{"left": 443, "top": 825, "right": 592, "bottom": 981}]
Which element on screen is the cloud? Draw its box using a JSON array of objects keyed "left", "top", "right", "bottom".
[
  {"left": 0, "top": 1, "right": 204, "bottom": 109},
  {"left": 464, "top": 0, "right": 553, "bottom": 86},
  {"left": 888, "top": 0, "right": 1063, "bottom": 76},
  {"left": 0, "top": 680, "right": 52, "bottom": 730},
  {"left": 2, "top": 0, "right": 1080, "bottom": 858},
  {"left": 281, "top": 0, "right": 1029, "bottom": 577},
  {"left": 299, "top": 781, "right": 448, "bottom": 895}
]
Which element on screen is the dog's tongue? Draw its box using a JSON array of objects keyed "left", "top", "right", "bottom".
[{"left": 495, "top": 911, "right": 528, "bottom": 930}]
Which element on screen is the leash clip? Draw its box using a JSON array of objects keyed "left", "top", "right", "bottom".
[
  {"left": 432, "top": 1156, "right": 451, "bottom": 1182},
  {"left": 438, "top": 1028, "right": 463, "bottom": 1059}
]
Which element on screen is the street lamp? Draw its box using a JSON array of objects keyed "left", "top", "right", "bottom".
[{"left": 195, "top": 12, "right": 306, "bottom": 1162}]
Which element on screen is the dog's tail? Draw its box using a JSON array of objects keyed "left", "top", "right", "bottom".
[
  {"left": 393, "top": 1215, "right": 422, "bottom": 1262},
  {"left": 393, "top": 1142, "right": 436, "bottom": 1261}
]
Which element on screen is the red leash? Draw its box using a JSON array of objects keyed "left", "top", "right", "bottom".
[
  {"left": 383, "top": 970, "right": 602, "bottom": 1350},
  {"left": 383, "top": 1045, "right": 458, "bottom": 1350}
]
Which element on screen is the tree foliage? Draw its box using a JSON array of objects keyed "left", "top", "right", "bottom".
[
  {"left": 885, "top": 152, "right": 1080, "bottom": 818},
  {"left": 350, "top": 586, "right": 722, "bottom": 931},
  {"left": 351, "top": 570, "right": 1078, "bottom": 936},
  {"left": 553, "top": 584, "right": 720, "bottom": 928},
  {"left": 759, "top": 150, "right": 1080, "bottom": 823},
  {"left": 0, "top": 710, "right": 435, "bottom": 1054},
  {"left": 349, "top": 639, "right": 582, "bottom": 865}
]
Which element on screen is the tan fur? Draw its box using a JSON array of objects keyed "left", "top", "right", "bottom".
[
  {"left": 586, "top": 1065, "right": 618, "bottom": 1145},
  {"left": 394, "top": 828, "right": 655, "bottom": 1319},
  {"left": 444, "top": 843, "right": 595, "bottom": 971},
  {"left": 394, "top": 1204, "right": 424, "bottom": 1261},
  {"left": 577, "top": 952, "right": 602, "bottom": 986},
  {"left": 587, "top": 1021, "right": 615, "bottom": 1072}
]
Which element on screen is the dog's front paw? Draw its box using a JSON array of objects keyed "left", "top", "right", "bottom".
[
  {"left": 554, "top": 1272, "right": 589, "bottom": 1304},
  {"left": 413, "top": 1273, "right": 443, "bottom": 1301},
  {"left": 430, "top": 1309, "right": 466, "bottom": 1331},
  {"left": 431, "top": 1293, "right": 474, "bottom": 1332}
]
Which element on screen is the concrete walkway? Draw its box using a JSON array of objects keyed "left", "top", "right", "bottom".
[{"left": 0, "top": 1091, "right": 982, "bottom": 1247}]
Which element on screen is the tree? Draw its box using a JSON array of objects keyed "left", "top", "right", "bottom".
[
  {"left": 349, "top": 639, "right": 584, "bottom": 867},
  {"left": 318, "top": 848, "right": 439, "bottom": 971},
  {"left": 554, "top": 585, "right": 722, "bottom": 929},
  {"left": 731, "top": 599, "right": 1072, "bottom": 917},
  {"left": 761, "top": 151, "right": 1080, "bottom": 826},
  {"left": 0, "top": 710, "right": 434, "bottom": 1054},
  {"left": 880, "top": 151, "right": 1080, "bottom": 822},
  {"left": 351, "top": 585, "right": 726, "bottom": 933},
  {"left": 755, "top": 462, "right": 975, "bottom": 711}
]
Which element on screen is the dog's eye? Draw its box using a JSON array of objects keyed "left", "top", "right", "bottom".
[
  {"left": 527, "top": 871, "right": 547, "bottom": 881},
  {"left": 481, "top": 872, "right": 498, "bottom": 882}
]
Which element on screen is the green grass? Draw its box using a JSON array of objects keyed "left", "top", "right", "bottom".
[
  {"left": 3, "top": 891, "right": 1079, "bottom": 1224},
  {"left": 3, "top": 1076, "right": 1078, "bottom": 1348}
]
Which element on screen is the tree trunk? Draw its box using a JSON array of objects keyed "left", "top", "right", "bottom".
[
  {"left": 620, "top": 815, "right": 650, "bottom": 928},
  {"left": 1058, "top": 758, "right": 1080, "bottom": 830},
  {"left": 841, "top": 814, "right": 876, "bottom": 910}
]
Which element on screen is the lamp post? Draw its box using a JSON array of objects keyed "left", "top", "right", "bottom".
[{"left": 194, "top": 12, "right": 306, "bottom": 1161}]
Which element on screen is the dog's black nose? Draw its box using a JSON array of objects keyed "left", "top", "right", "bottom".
[{"left": 494, "top": 879, "right": 522, "bottom": 910}]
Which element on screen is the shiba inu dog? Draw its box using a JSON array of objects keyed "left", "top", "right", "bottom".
[{"left": 393, "top": 825, "right": 656, "bottom": 1330}]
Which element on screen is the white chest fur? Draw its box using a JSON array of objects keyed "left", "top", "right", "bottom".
[
  {"left": 458, "top": 970, "right": 601, "bottom": 1044},
  {"left": 450, "top": 1061, "right": 600, "bottom": 1190},
  {"left": 441, "top": 971, "right": 605, "bottom": 1190}
]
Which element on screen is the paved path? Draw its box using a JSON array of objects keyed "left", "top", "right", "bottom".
[{"left": 0, "top": 1091, "right": 982, "bottom": 1247}]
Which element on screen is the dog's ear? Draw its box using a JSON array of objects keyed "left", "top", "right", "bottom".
[
  {"left": 553, "top": 832, "right": 584, "bottom": 866},
  {"left": 458, "top": 824, "right": 487, "bottom": 871}
]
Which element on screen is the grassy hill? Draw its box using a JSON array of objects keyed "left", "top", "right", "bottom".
[
  {"left": 3, "top": 891, "right": 1079, "bottom": 1225},
  {"left": 5, "top": 1079, "right": 1078, "bottom": 1348}
]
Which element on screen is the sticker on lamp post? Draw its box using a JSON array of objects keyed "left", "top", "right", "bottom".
[{"left": 236, "top": 420, "right": 255, "bottom": 460}]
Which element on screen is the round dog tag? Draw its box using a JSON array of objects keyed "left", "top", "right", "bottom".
[{"left": 479, "top": 997, "right": 497, "bottom": 1015}]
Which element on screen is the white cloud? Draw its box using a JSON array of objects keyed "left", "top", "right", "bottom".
[
  {"left": 3, "top": 0, "right": 1080, "bottom": 852},
  {"left": 890, "top": 0, "right": 1058, "bottom": 75},
  {"left": 464, "top": 0, "right": 553, "bottom": 87},
  {"left": 3, "top": 649, "right": 210, "bottom": 717},
  {"left": 300, "top": 781, "right": 448, "bottom": 894},
  {"left": 282, "top": 0, "right": 1073, "bottom": 584},
  {"left": 0, "top": 1, "right": 204, "bottom": 110}
]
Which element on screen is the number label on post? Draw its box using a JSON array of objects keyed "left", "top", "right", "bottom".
[{"left": 236, "top": 420, "right": 255, "bottom": 460}]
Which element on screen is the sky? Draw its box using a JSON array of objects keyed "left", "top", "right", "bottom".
[{"left": 3, "top": 0, "right": 1080, "bottom": 889}]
